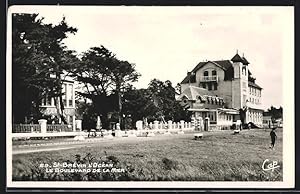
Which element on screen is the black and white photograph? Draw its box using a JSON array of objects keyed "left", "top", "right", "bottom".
[{"left": 6, "top": 5, "right": 294, "bottom": 188}]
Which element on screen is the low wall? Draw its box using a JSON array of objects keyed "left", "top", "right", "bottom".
[{"left": 12, "top": 131, "right": 85, "bottom": 139}]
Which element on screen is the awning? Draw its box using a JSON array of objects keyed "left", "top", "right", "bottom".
[
  {"left": 188, "top": 108, "right": 215, "bottom": 112},
  {"left": 217, "top": 108, "right": 239, "bottom": 115}
]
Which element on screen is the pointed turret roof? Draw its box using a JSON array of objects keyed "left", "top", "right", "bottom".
[
  {"left": 231, "top": 53, "right": 244, "bottom": 63},
  {"left": 242, "top": 56, "right": 250, "bottom": 65}
]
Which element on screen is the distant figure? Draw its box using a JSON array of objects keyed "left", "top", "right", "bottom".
[
  {"left": 236, "top": 120, "right": 242, "bottom": 131},
  {"left": 270, "top": 128, "right": 277, "bottom": 149},
  {"left": 268, "top": 121, "right": 271, "bottom": 129}
]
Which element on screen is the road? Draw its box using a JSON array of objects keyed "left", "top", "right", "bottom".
[{"left": 12, "top": 134, "right": 192, "bottom": 155}]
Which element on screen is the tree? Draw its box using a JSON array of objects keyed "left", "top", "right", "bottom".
[
  {"left": 265, "top": 106, "right": 283, "bottom": 121},
  {"left": 72, "top": 46, "right": 140, "bottom": 129},
  {"left": 122, "top": 87, "right": 159, "bottom": 126},
  {"left": 12, "top": 13, "right": 78, "bottom": 123},
  {"left": 175, "top": 83, "right": 182, "bottom": 94},
  {"left": 75, "top": 100, "right": 98, "bottom": 130},
  {"left": 124, "top": 79, "right": 191, "bottom": 123},
  {"left": 148, "top": 79, "right": 182, "bottom": 121},
  {"left": 13, "top": 13, "right": 45, "bottom": 123},
  {"left": 109, "top": 60, "right": 140, "bottom": 126}
]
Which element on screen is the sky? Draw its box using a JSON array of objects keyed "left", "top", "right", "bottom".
[{"left": 9, "top": 6, "right": 294, "bottom": 110}]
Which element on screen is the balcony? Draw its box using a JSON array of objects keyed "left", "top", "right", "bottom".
[{"left": 200, "top": 76, "right": 218, "bottom": 82}]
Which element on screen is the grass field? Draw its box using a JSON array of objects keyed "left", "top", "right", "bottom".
[{"left": 12, "top": 128, "right": 282, "bottom": 181}]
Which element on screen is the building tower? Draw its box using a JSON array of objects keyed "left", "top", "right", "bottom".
[{"left": 231, "top": 52, "right": 249, "bottom": 109}]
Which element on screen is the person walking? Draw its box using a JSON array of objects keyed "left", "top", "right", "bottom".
[{"left": 270, "top": 128, "right": 277, "bottom": 149}]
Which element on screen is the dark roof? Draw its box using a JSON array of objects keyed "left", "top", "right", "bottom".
[
  {"left": 242, "top": 57, "right": 250, "bottom": 65},
  {"left": 181, "top": 75, "right": 191, "bottom": 84},
  {"left": 192, "top": 60, "right": 233, "bottom": 72},
  {"left": 231, "top": 54, "right": 244, "bottom": 63},
  {"left": 181, "top": 72, "right": 196, "bottom": 84},
  {"left": 181, "top": 60, "right": 234, "bottom": 84},
  {"left": 248, "top": 81, "right": 262, "bottom": 89}
]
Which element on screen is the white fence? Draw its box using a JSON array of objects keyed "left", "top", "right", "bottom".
[
  {"left": 12, "top": 119, "right": 82, "bottom": 139},
  {"left": 47, "top": 124, "right": 73, "bottom": 132},
  {"left": 13, "top": 124, "right": 41, "bottom": 133}
]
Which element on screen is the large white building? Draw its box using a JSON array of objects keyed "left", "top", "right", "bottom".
[
  {"left": 178, "top": 52, "right": 263, "bottom": 128},
  {"left": 40, "top": 75, "right": 77, "bottom": 130}
]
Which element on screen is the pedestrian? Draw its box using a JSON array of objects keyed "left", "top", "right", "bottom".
[{"left": 270, "top": 127, "right": 277, "bottom": 149}]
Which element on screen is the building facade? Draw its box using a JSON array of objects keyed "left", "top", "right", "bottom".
[
  {"left": 40, "top": 76, "right": 77, "bottom": 130},
  {"left": 178, "top": 52, "right": 263, "bottom": 128}
]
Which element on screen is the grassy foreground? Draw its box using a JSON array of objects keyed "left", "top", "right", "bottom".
[{"left": 12, "top": 128, "right": 282, "bottom": 181}]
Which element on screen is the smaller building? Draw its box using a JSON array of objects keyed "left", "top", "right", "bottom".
[
  {"left": 177, "top": 85, "right": 239, "bottom": 129},
  {"left": 276, "top": 118, "right": 283, "bottom": 128},
  {"left": 262, "top": 115, "right": 272, "bottom": 128}
]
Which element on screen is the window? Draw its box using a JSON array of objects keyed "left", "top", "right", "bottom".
[
  {"left": 62, "top": 84, "right": 67, "bottom": 106},
  {"left": 242, "top": 66, "right": 247, "bottom": 75},
  {"left": 204, "top": 71, "right": 208, "bottom": 76},
  {"left": 242, "top": 82, "right": 247, "bottom": 88},
  {"left": 213, "top": 83, "right": 218, "bottom": 90},
  {"left": 243, "top": 95, "right": 246, "bottom": 105},
  {"left": 212, "top": 70, "right": 217, "bottom": 76},
  {"left": 208, "top": 83, "right": 212, "bottom": 91},
  {"left": 42, "top": 95, "right": 53, "bottom": 106},
  {"left": 46, "top": 95, "right": 52, "bottom": 106},
  {"left": 67, "top": 84, "right": 73, "bottom": 107}
]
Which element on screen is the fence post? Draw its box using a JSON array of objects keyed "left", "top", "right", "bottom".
[
  {"left": 75, "top": 119, "right": 82, "bottom": 131},
  {"left": 153, "top": 120, "right": 159, "bottom": 130},
  {"left": 38, "top": 119, "right": 47, "bottom": 134},
  {"left": 180, "top": 120, "right": 185, "bottom": 129},
  {"left": 136, "top": 120, "right": 143, "bottom": 130},
  {"left": 149, "top": 122, "right": 153, "bottom": 129},
  {"left": 168, "top": 120, "right": 172, "bottom": 130}
]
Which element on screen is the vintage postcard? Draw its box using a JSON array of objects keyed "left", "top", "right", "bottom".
[{"left": 6, "top": 5, "right": 295, "bottom": 189}]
